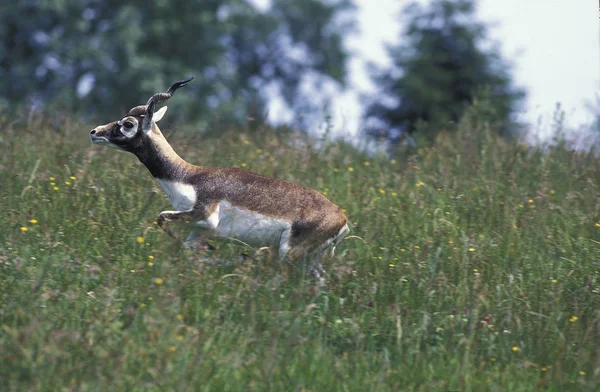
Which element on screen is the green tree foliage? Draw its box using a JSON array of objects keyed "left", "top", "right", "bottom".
[
  {"left": 364, "top": 0, "right": 525, "bottom": 141},
  {"left": 0, "top": 0, "right": 354, "bottom": 124}
]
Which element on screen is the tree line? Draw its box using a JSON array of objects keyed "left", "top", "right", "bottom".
[{"left": 0, "top": 0, "right": 524, "bottom": 141}]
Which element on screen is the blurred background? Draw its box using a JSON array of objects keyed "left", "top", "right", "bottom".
[{"left": 0, "top": 0, "right": 597, "bottom": 148}]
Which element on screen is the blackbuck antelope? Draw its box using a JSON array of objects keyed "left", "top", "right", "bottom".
[{"left": 90, "top": 77, "right": 349, "bottom": 279}]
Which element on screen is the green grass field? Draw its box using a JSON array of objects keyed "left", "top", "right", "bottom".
[{"left": 1, "top": 109, "right": 600, "bottom": 391}]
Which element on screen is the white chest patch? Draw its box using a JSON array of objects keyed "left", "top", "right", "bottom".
[
  {"left": 193, "top": 201, "right": 291, "bottom": 248},
  {"left": 156, "top": 179, "right": 197, "bottom": 211}
]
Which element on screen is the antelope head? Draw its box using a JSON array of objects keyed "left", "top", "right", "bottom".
[{"left": 90, "top": 77, "right": 195, "bottom": 152}]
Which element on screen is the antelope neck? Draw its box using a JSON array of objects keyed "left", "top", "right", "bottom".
[{"left": 134, "top": 133, "right": 192, "bottom": 182}]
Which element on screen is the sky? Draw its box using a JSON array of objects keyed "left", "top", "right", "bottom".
[{"left": 252, "top": 0, "right": 600, "bottom": 141}]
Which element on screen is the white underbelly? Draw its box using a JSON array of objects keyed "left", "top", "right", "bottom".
[{"left": 192, "top": 201, "right": 291, "bottom": 247}]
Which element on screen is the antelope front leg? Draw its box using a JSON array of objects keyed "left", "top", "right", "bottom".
[
  {"left": 156, "top": 211, "right": 179, "bottom": 239},
  {"left": 157, "top": 206, "right": 213, "bottom": 242}
]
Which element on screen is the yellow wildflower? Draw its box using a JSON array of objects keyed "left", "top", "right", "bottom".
[
  {"left": 176, "top": 335, "right": 184, "bottom": 341},
  {"left": 512, "top": 346, "right": 519, "bottom": 352},
  {"left": 49, "top": 176, "right": 55, "bottom": 181},
  {"left": 53, "top": 186, "right": 59, "bottom": 191},
  {"left": 241, "top": 163, "right": 247, "bottom": 167},
  {"left": 468, "top": 248, "right": 475, "bottom": 252},
  {"left": 70, "top": 176, "right": 76, "bottom": 180},
  {"left": 363, "top": 161, "right": 371, "bottom": 167},
  {"left": 348, "top": 167, "right": 354, "bottom": 172},
  {"left": 579, "top": 371, "right": 585, "bottom": 376},
  {"left": 416, "top": 181, "right": 424, "bottom": 187},
  {"left": 569, "top": 316, "right": 578, "bottom": 322},
  {"left": 391, "top": 192, "right": 397, "bottom": 197},
  {"left": 147, "top": 262, "right": 154, "bottom": 267},
  {"left": 168, "top": 345, "right": 177, "bottom": 352},
  {"left": 177, "top": 314, "right": 184, "bottom": 320},
  {"left": 154, "top": 278, "right": 164, "bottom": 285},
  {"left": 148, "top": 255, "right": 154, "bottom": 259},
  {"left": 65, "top": 181, "right": 71, "bottom": 185},
  {"left": 29, "top": 219, "right": 38, "bottom": 224},
  {"left": 378, "top": 188, "right": 385, "bottom": 194},
  {"left": 137, "top": 236, "right": 145, "bottom": 244},
  {"left": 20, "top": 227, "right": 28, "bottom": 232},
  {"left": 528, "top": 199, "right": 534, "bottom": 203}
]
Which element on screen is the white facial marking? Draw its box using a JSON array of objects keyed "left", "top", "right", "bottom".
[
  {"left": 156, "top": 180, "right": 197, "bottom": 211},
  {"left": 91, "top": 138, "right": 127, "bottom": 151},
  {"left": 191, "top": 201, "right": 291, "bottom": 248},
  {"left": 119, "top": 118, "right": 138, "bottom": 138}
]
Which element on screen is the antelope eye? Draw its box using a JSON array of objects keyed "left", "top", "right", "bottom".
[{"left": 123, "top": 121, "right": 134, "bottom": 129}]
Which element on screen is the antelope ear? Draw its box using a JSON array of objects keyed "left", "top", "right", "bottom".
[{"left": 152, "top": 106, "right": 167, "bottom": 123}]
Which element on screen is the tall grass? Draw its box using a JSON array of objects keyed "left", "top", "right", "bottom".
[{"left": 1, "top": 108, "right": 600, "bottom": 391}]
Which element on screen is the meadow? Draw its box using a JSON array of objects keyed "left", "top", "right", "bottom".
[{"left": 1, "top": 107, "right": 600, "bottom": 391}]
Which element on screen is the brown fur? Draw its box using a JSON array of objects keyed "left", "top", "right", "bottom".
[{"left": 183, "top": 166, "right": 348, "bottom": 262}]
